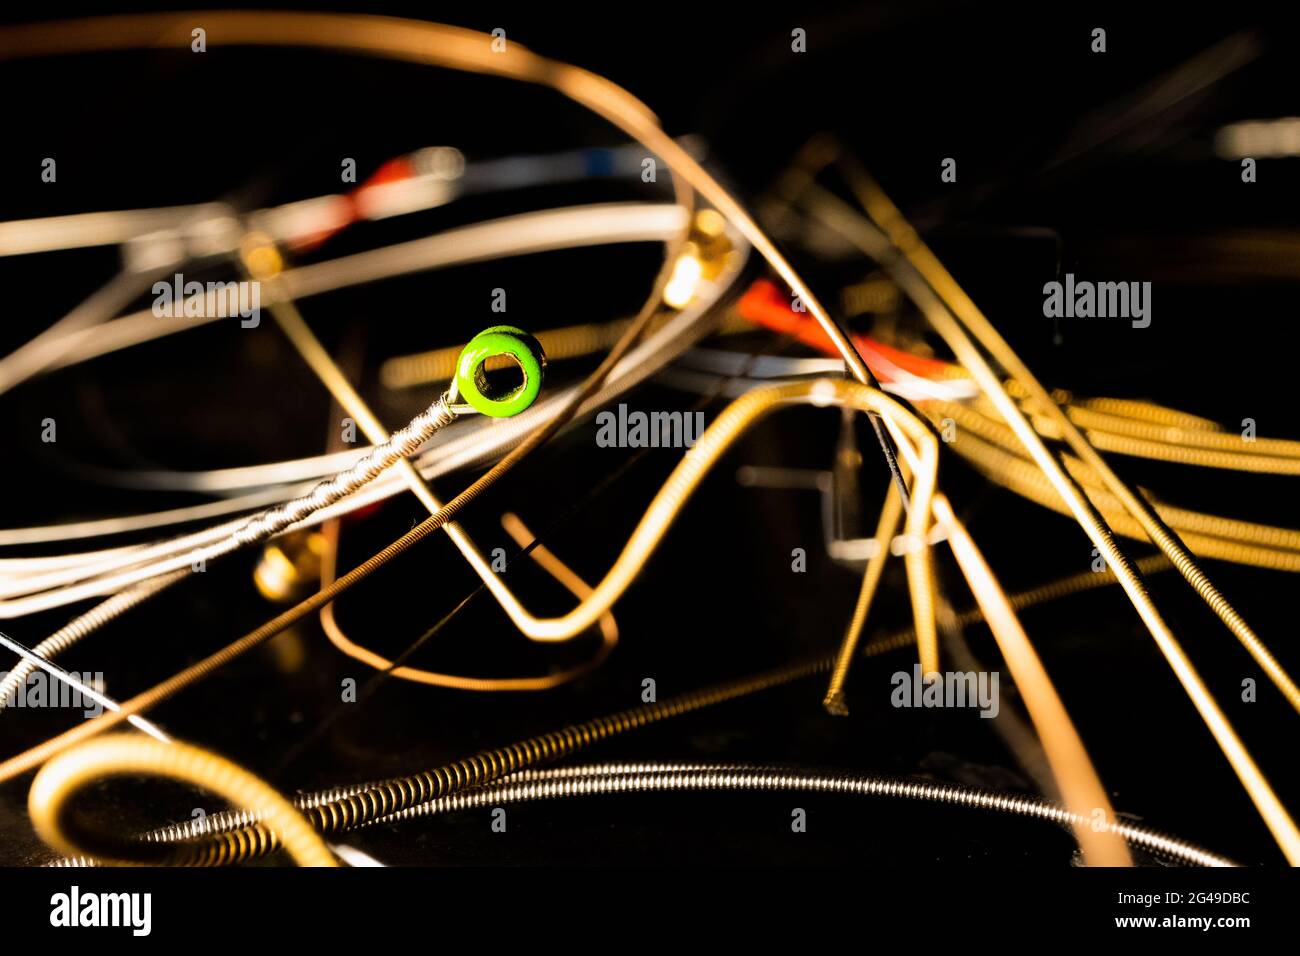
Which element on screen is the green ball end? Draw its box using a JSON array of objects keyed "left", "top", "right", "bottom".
[{"left": 454, "top": 326, "right": 546, "bottom": 418}]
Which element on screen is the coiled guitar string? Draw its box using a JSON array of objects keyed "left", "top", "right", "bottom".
[
  {"left": 51, "top": 763, "right": 1230, "bottom": 869},
  {"left": 373, "top": 764, "right": 1235, "bottom": 869},
  {"left": 31, "top": 736, "right": 337, "bottom": 867},
  {"left": 50, "top": 656, "right": 832, "bottom": 865}
]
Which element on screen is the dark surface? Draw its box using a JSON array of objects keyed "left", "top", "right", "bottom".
[{"left": 0, "top": 2, "right": 1297, "bottom": 867}]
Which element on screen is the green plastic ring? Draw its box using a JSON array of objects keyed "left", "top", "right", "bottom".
[{"left": 453, "top": 325, "right": 546, "bottom": 418}]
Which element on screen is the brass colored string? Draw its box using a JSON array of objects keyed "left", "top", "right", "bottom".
[
  {"left": 857, "top": 385, "right": 1127, "bottom": 863},
  {"left": 29, "top": 735, "right": 336, "bottom": 867},
  {"left": 1071, "top": 395, "right": 1221, "bottom": 432},
  {"left": 932, "top": 493, "right": 1130, "bottom": 866},
  {"left": 823, "top": 480, "right": 904, "bottom": 715},
  {"left": 1002, "top": 380, "right": 1223, "bottom": 432},
  {"left": 319, "top": 512, "right": 618, "bottom": 691},
  {"left": 955, "top": 432, "right": 1300, "bottom": 573},
  {"left": 1056, "top": 404, "right": 1300, "bottom": 459},
  {"left": 1027, "top": 384, "right": 1300, "bottom": 477},
  {"left": 882, "top": 553, "right": 1173, "bottom": 648},
  {"left": 1026, "top": 411, "right": 1300, "bottom": 474},
  {"left": 932, "top": 403, "right": 1300, "bottom": 569}
]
